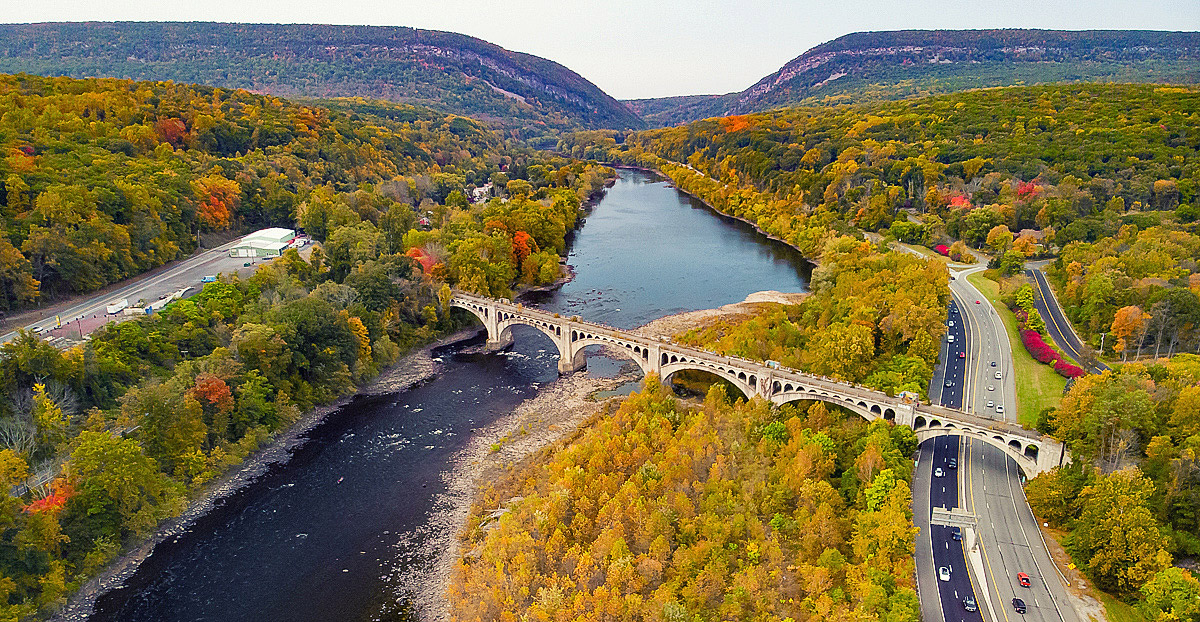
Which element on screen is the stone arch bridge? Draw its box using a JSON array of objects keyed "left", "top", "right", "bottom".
[{"left": 450, "top": 292, "right": 1067, "bottom": 476}]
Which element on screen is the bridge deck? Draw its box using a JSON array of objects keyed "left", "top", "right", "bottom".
[{"left": 451, "top": 292, "right": 1047, "bottom": 444}]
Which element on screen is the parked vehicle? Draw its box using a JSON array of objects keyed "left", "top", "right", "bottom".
[
  {"left": 106, "top": 298, "right": 129, "bottom": 314},
  {"left": 201, "top": 275, "right": 217, "bottom": 283}
]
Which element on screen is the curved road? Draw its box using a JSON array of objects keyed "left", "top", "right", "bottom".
[
  {"left": 944, "top": 265, "right": 1018, "bottom": 425},
  {"left": 1026, "top": 268, "right": 1109, "bottom": 374}
]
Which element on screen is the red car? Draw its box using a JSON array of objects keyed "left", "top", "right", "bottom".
[
  {"left": 975, "top": 300, "right": 982, "bottom": 304},
  {"left": 958, "top": 352, "right": 966, "bottom": 359},
  {"left": 1018, "top": 572, "right": 1031, "bottom": 587}
]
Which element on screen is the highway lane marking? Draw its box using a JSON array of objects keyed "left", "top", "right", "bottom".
[{"left": 1033, "top": 270, "right": 1086, "bottom": 364}]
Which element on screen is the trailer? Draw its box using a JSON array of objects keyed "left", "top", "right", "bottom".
[{"left": 105, "top": 299, "right": 129, "bottom": 314}]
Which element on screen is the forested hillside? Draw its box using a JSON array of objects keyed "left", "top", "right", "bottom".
[
  {"left": 630, "top": 30, "right": 1200, "bottom": 126},
  {"left": 0, "top": 73, "right": 614, "bottom": 618},
  {"left": 0, "top": 22, "right": 644, "bottom": 143},
  {"left": 450, "top": 381, "right": 919, "bottom": 622},
  {"left": 565, "top": 84, "right": 1199, "bottom": 261},
  {"left": 676, "top": 237, "right": 949, "bottom": 398}
]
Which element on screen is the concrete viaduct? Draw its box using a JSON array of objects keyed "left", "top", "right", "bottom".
[{"left": 450, "top": 292, "right": 1068, "bottom": 476}]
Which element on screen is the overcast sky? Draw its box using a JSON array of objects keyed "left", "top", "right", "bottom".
[{"left": 4, "top": 0, "right": 1198, "bottom": 99}]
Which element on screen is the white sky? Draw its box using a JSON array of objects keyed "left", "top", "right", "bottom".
[{"left": 1, "top": 0, "right": 1197, "bottom": 99}]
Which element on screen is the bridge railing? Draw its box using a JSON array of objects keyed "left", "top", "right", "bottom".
[{"left": 452, "top": 293, "right": 1046, "bottom": 442}]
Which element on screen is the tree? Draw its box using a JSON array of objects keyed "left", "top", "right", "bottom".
[
  {"left": 67, "top": 431, "right": 184, "bottom": 537},
  {"left": 1071, "top": 468, "right": 1171, "bottom": 595},
  {"left": 986, "top": 225, "right": 1014, "bottom": 255},
  {"left": 1112, "top": 305, "right": 1150, "bottom": 361},
  {"left": 1142, "top": 568, "right": 1200, "bottom": 622}
]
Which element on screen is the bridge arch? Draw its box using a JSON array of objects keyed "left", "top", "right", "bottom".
[
  {"left": 768, "top": 391, "right": 877, "bottom": 420},
  {"left": 916, "top": 428, "right": 1041, "bottom": 477},
  {"left": 660, "top": 361, "right": 756, "bottom": 401},
  {"left": 568, "top": 333, "right": 652, "bottom": 376}
]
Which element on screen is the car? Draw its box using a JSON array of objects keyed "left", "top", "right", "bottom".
[
  {"left": 995, "top": 371, "right": 1002, "bottom": 380},
  {"left": 948, "top": 335, "right": 955, "bottom": 342},
  {"left": 945, "top": 380, "right": 954, "bottom": 387},
  {"left": 939, "top": 566, "right": 951, "bottom": 581},
  {"left": 1012, "top": 598, "right": 1027, "bottom": 614},
  {"left": 948, "top": 457, "right": 958, "bottom": 469},
  {"left": 997, "top": 405, "right": 1005, "bottom": 414},
  {"left": 1018, "top": 572, "right": 1031, "bottom": 587},
  {"left": 963, "top": 595, "right": 978, "bottom": 612},
  {"left": 949, "top": 321, "right": 956, "bottom": 327},
  {"left": 934, "top": 467, "right": 945, "bottom": 478},
  {"left": 975, "top": 300, "right": 982, "bottom": 304},
  {"left": 952, "top": 527, "right": 963, "bottom": 541},
  {"left": 243, "top": 261, "right": 252, "bottom": 267},
  {"left": 958, "top": 352, "right": 966, "bottom": 359},
  {"left": 987, "top": 400, "right": 995, "bottom": 408},
  {"left": 991, "top": 361, "right": 997, "bottom": 367},
  {"left": 988, "top": 385, "right": 995, "bottom": 391}
]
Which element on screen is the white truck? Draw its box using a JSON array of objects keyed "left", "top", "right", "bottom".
[{"left": 105, "top": 299, "right": 129, "bottom": 314}]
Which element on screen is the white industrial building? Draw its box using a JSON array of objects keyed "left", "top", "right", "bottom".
[{"left": 229, "top": 228, "right": 296, "bottom": 258}]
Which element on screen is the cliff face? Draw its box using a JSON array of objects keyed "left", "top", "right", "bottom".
[
  {"left": 0, "top": 22, "right": 644, "bottom": 137},
  {"left": 630, "top": 29, "right": 1200, "bottom": 127}
]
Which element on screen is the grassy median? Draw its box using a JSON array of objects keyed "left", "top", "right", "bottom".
[{"left": 967, "top": 272, "right": 1067, "bottom": 428}]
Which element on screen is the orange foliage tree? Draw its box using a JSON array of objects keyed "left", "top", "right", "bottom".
[{"left": 192, "top": 175, "right": 240, "bottom": 230}]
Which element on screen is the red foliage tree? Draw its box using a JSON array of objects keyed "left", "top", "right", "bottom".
[
  {"left": 406, "top": 247, "right": 436, "bottom": 274},
  {"left": 25, "top": 480, "right": 73, "bottom": 516},
  {"left": 511, "top": 230, "right": 533, "bottom": 268},
  {"left": 193, "top": 374, "right": 234, "bottom": 413}
]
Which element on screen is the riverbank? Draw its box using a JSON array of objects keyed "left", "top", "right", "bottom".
[
  {"left": 417, "top": 356, "right": 640, "bottom": 621},
  {"left": 420, "top": 290, "right": 806, "bottom": 619},
  {"left": 51, "top": 327, "right": 481, "bottom": 622},
  {"left": 638, "top": 163, "right": 822, "bottom": 265}
]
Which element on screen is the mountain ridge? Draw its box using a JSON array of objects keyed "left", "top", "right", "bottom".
[
  {"left": 627, "top": 29, "right": 1200, "bottom": 126},
  {"left": 0, "top": 21, "right": 644, "bottom": 140}
]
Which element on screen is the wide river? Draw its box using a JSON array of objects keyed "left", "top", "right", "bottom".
[{"left": 89, "top": 168, "right": 811, "bottom": 621}]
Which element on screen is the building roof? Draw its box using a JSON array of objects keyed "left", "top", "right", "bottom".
[{"left": 243, "top": 227, "right": 296, "bottom": 243}]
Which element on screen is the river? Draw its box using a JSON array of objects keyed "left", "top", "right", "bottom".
[{"left": 88, "top": 168, "right": 811, "bottom": 621}]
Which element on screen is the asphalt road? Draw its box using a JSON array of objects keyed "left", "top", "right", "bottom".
[
  {"left": 1027, "top": 268, "right": 1109, "bottom": 374},
  {"left": 1, "top": 236, "right": 273, "bottom": 346},
  {"left": 950, "top": 267, "right": 1018, "bottom": 424},
  {"left": 916, "top": 436, "right": 985, "bottom": 622},
  {"left": 931, "top": 299, "right": 969, "bottom": 409},
  {"left": 963, "top": 438, "right": 1078, "bottom": 622}
]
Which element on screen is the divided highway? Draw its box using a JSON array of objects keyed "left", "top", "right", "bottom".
[
  {"left": 962, "top": 438, "right": 1079, "bottom": 622},
  {"left": 1027, "top": 268, "right": 1109, "bottom": 374}
]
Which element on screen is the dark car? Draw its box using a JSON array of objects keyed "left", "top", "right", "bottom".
[
  {"left": 991, "top": 361, "right": 997, "bottom": 367},
  {"left": 952, "top": 527, "right": 963, "bottom": 541},
  {"left": 1018, "top": 572, "right": 1031, "bottom": 587},
  {"left": 948, "top": 457, "right": 958, "bottom": 469},
  {"left": 1012, "top": 598, "right": 1027, "bottom": 614},
  {"left": 963, "top": 596, "right": 978, "bottom": 612}
]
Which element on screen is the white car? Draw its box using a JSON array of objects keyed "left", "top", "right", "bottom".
[
  {"left": 995, "top": 371, "right": 1002, "bottom": 380},
  {"left": 987, "top": 400, "right": 995, "bottom": 408},
  {"left": 948, "top": 335, "right": 956, "bottom": 343},
  {"left": 939, "top": 566, "right": 951, "bottom": 581},
  {"left": 949, "top": 321, "right": 956, "bottom": 327},
  {"left": 934, "top": 467, "right": 945, "bottom": 477},
  {"left": 988, "top": 385, "right": 995, "bottom": 391},
  {"left": 997, "top": 405, "right": 1005, "bottom": 414}
]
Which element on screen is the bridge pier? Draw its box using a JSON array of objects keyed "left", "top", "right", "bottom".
[{"left": 448, "top": 292, "right": 1064, "bottom": 477}]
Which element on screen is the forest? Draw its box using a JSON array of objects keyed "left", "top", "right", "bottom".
[
  {"left": 675, "top": 237, "right": 949, "bottom": 398},
  {"left": 450, "top": 381, "right": 920, "bottom": 622},
  {"left": 628, "top": 30, "right": 1200, "bottom": 126},
  {"left": 0, "top": 23, "right": 643, "bottom": 144},
  {"left": 563, "top": 84, "right": 1199, "bottom": 263},
  {"left": 1028, "top": 358, "right": 1200, "bottom": 612},
  {"left": 0, "top": 73, "right": 614, "bottom": 617}
]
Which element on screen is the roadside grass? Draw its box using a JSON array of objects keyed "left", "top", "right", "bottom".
[
  {"left": 1097, "top": 590, "right": 1148, "bottom": 622},
  {"left": 968, "top": 272, "right": 1067, "bottom": 428}
]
